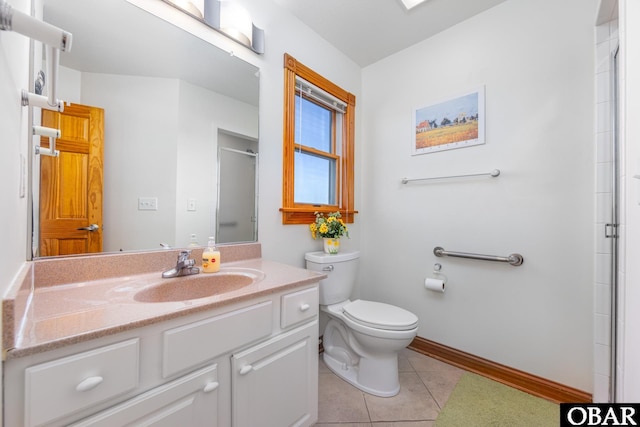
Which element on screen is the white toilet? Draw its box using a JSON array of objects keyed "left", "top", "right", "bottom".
[{"left": 305, "top": 250, "right": 418, "bottom": 397}]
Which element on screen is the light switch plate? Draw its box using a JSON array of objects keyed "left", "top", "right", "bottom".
[
  {"left": 138, "top": 197, "right": 158, "bottom": 211},
  {"left": 187, "top": 198, "right": 197, "bottom": 211}
]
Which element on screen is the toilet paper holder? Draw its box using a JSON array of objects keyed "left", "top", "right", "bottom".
[
  {"left": 432, "top": 263, "right": 447, "bottom": 283},
  {"left": 424, "top": 263, "right": 447, "bottom": 293}
]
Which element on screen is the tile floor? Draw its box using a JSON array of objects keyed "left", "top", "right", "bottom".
[{"left": 315, "top": 348, "right": 465, "bottom": 426}]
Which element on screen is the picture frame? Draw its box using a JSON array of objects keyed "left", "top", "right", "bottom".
[{"left": 412, "top": 86, "right": 485, "bottom": 155}]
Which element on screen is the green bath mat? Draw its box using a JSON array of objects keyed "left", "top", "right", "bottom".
[{"left": 435, "top": 372, "right": 559, "bottom": 427}]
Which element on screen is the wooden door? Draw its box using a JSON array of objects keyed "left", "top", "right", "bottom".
[{"left": 40, "top": 103, "right": 104, "bottom": 257}]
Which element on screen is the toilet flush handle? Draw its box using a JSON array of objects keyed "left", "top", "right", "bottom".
[{"left": 322, "top": 265, "right": 334, "bottom": 272}]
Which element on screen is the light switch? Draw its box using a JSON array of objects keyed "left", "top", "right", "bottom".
[{"left": 187, "top": 198, "right": 197, "bottom": 211}]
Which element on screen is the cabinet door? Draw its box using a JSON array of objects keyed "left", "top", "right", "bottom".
[
  {"left": 69, "top": 364, "right": 219, "bottom": 427},
  {"left": 231, "top": 321, "right": 318, "bottom": 427}
]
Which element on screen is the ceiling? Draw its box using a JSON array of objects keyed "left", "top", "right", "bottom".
[{"left": 272, "top": 0, "right": 509, "bottom": 67}]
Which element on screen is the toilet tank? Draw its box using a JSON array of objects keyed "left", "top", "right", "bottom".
[{"left": 305, "top": 250, "right": 360, "bottom": 305}]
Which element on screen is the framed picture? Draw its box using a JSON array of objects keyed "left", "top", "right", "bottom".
[{"left": 412, "top": 86, "right": 485, "bottom": 155}]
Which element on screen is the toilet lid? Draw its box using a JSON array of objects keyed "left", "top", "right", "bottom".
[{"left": 343, "top": 300, "right": 418, "bottom": 331}]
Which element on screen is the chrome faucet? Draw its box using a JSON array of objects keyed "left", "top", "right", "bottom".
[{"left": 162, "top": 250, "right": 200, "bottom": 278}]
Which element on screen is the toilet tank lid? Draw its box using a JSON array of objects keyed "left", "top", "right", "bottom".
[{"left": 305, "top": 250, "right": 360, "bottom": 263}]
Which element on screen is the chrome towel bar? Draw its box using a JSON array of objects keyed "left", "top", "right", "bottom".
[
  {"left": 401, "top": 169, "right": 500, "bottom": 184},
  {"left": 433, "top": 246, "right": 524, "bottom": 266}
]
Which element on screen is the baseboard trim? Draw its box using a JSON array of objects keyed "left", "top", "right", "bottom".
[{"left": 408, "top": 336, "right": 592, "bottom": 404}]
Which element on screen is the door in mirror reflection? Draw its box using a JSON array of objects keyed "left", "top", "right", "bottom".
[
  {"left": 39, "top": 104, "right": 104, "bottom": 256},
  {"left": 217, "top": 132, "right": 258, "bottom": 244}
]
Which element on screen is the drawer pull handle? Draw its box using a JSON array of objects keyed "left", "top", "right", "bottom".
[
  {"left": 203, "top": 381, "right": 219, "bottom": 393},
  {"left": 76, "top": 376, "right": 104, "bottom": 392},
  {"left": 239, "top": 365, "right": 253, "bottom": 375},
  {"left": 300, "top": 303, "right": 310, "bottom": 312}
]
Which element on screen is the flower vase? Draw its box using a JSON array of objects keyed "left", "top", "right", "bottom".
[{"left": 323, "top": 238, "right": 340, "bottom": 254}]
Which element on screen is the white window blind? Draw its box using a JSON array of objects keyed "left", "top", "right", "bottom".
[{"left": 295, "top": 76, "right": 347, "bottom": 113}]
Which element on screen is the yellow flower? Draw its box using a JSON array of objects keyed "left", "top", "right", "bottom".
[{"left": 309, "top": 211, "right": 350, "bottom": 240}]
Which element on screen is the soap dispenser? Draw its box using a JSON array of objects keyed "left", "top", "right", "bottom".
[{"left": 202, "top": 237, "right": 221, "bottom": 273}]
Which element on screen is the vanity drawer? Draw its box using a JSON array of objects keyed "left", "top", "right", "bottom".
[
  {"left": 162, "top": 301, "right": 273, "bottom": 377},
  {"left": 24, "top": 339, "right": 139, "bottom": 427},
  {"left": 281, "top": 286, "right": 319, "bottom": 329}
]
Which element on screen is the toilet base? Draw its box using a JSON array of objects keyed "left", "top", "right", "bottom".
[{"left": 323, "top": 351, "right": 400, "bottom": 397}]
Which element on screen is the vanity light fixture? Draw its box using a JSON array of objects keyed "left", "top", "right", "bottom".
[
  {"left": 163, "top": 0, "right": 264, "bottom": 54},
  {"left": 0, "top": 0, "right": 72, "bottom": 50}
]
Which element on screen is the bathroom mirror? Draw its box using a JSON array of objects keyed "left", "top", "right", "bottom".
[{"left": 30, "top": 0, "right": 259, "bottom": 258}]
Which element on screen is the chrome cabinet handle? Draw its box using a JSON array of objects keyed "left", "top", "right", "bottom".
[
  {"left": 300, "top": 303, "right": 310, "bottom": 312},
  {"left": 77, "top": 224, "right": 99, "bottom": 232},
  {"left": 239, "top": 365, "right": 253, "bottom": 375}
]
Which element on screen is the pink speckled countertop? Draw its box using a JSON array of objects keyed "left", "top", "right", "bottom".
[{"left": 3, "top": 244, "right": 325, "bottom": 359}]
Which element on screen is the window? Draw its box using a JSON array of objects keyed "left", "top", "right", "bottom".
[{"left": 281, "top": 53, "right": 356, "bottom": 224}]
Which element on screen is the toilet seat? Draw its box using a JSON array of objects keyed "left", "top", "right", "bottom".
[{"left": 343, "top": 300, "right": 418, "bottom": 331}]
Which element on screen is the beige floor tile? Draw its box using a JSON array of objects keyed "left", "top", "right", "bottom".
[
  {"left": 318, "top": 373, "right": 371, "bottom": 424},
  {"left": 417, "top": 369, "right": 464, "bottom": 408},
  {"left": 364, "top": 372, "right": 440, "bottom": 422},
  {"left": 398, "top": 350, "right": 415, "bottom": 372},
  {"left": 405, "top": 351, "right": 463, "bottom": 374},
  {"left": 319, "top": 357, "right": 332, "bottom": 373}
]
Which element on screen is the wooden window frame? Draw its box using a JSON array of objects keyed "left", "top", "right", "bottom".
[{"left": 281, "top": 53, "right": 357, "bottom": 224}]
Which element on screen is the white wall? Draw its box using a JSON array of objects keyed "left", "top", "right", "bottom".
[
  {"left": 360, "top": 0, "right": 596, "bottom": 392},
  {"left": 0, "top": 4, "right": 30, "bottom": 271},
  {"left": 0, "top": 0, "right": 32, "bottom": 419},
  {"left": 619, "top": 0, "right": 640, "bottom": 401}
]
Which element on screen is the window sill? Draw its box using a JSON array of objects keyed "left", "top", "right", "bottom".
[{"left": 280, "top": 207, "right": 357, "bottom": 225}]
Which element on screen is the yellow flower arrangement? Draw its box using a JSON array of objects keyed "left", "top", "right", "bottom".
[{"left": 309, "top": 211, "right": 349, "bottom": 239}]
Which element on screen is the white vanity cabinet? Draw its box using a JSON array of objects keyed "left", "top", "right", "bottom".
[{"left": 3, "top": 284, "right": 319, "bottom": 427}]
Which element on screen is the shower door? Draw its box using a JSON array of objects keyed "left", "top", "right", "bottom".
[
  {"left": 216, "top": 145, "right": 258, "bottom": 243},
  {"left": 607, "top": 45, "right": 620, "bottom": 402}
]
